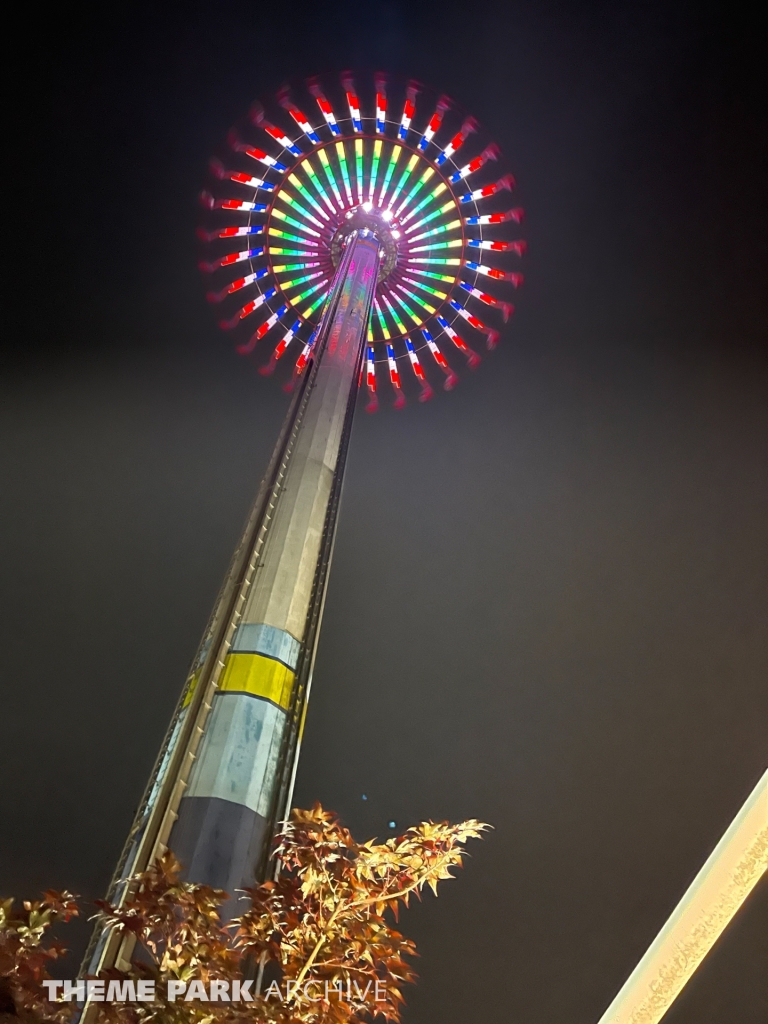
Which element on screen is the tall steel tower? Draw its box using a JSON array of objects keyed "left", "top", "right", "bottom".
[{"left": 84, "top": 72, "right": 525, "bottom": 979}]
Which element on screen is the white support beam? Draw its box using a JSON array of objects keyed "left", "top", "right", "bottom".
[{"left": 598, "top": 768, "right": 768, "bottom": 1024}]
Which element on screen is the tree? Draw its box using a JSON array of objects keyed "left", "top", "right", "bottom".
[
  {"left": 1, "top": 806, "right": 487, "bottom": 1022},
  {"left": 0, "top": 890, "right": 79, "bottom": 1023}
]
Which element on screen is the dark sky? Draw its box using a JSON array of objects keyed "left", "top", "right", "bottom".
[{"left": 2, "top": 1, "right": 766, "bottom": 1021}]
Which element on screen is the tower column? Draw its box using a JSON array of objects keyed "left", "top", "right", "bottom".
[
  {"left": 83, "top": 229, "right": 380, "bottom": 983},
  {"left": 171, "top": 230, "right": 380, "bottom": 900}
]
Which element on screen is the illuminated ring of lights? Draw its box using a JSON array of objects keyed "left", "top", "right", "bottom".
[{"left": 199, "top": 74, "right": 526, "bottom": 406}]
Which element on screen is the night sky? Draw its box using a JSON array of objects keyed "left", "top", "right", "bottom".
[{"left": 2, "top": 1, "right": 767, "bottom": 1021}]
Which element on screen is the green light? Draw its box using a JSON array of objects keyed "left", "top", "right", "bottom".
[
  {"left": 317, "top": 148, "right": 344, "bottom": 208},
  {"left": 410, "top": 239, "right": 463, "bottom": 253},
  {"left": 302, "top": 290, "right": 328, "bottom": 317},
  {"left": 275, "top": 189, "right": 324, "bottom": 229},
  {"left": 269, "top": 247, "right": 316, "bottom": 256},
  {"left": 300, "top": 159, "right": 337, "bottom": 214},
  {"left": 271, "top": 208, "right": 319, "bottom": 237},
  {"left": 405, "top": 278, "right": 447, "bottom": 300},
  {"left": 388, "top": 154, "right": 419, "bottom": 210},
  {"left": 274, "top": 262, "right": 314, "bottom": 273},
  {"left": 407, "top": 199, "right": 455, "bottom": 235},
  {"left": 399, "top": 285, "right": 436, "bottom": 315},
  {"left": 402, "top": 182, "right": 448, "bottom": 224},
  {"left": 378, "top": 144, "right": 403, "bottom": 206},
  {"left": 381, "top": 294, "right": 410, "bottom": 333},
  {"left": 355, "top": 138, "right": 364, "bottom": 205},
  {"left": 281, "top": 272, "right": 322, "bottom": 292},
  {"left": 408, "top": 256, "right": 462, "bottom": 266},
  {"left": 287, "top": 172, "right": 329, "bottom": 222},
  {"left": 410, "top": 218, "right": 462, "bottom": 244},
  {"left": 394, "top": 166, "right": 434, "bottom": 218},
  {"left": 407, "top": 268, "right": 455, "bottom": 283},
  {"left": 293, "top": 279, "right": 326, "bottom": 305},
  {"left": 269, "top": 228, "right": 317, "bottom": 246},
  {"left": 335, "top": 141, "right": 353, "bottom": 206},
  {"left": 368, "top": 139, "right": 382, "bottom": 203},
  {"left": 373, "top": 300, "right": 391, "bottom": 339}
]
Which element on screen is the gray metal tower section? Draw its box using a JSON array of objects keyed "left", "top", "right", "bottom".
[
  {"left": 171, "top": 231, "right": 379, "bottom": 899},
  {"left": 83, "top": 229, "right": 380, "bottom": 982}
]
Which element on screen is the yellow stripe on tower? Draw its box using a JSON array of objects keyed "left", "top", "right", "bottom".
[{"left": 217, "top": 653, "right": 294, "bottom": 709}]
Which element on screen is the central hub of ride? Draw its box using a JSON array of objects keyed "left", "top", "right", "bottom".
[{"left": 330, "top": 204, "right": 399, "bottom": 282}]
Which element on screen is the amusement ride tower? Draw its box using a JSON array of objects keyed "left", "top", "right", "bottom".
[{"left": 83, "top": 72, "right": 525, "bottom": 979}]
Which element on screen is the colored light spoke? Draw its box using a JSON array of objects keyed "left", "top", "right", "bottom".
[
  {"left": 449, "top": 143, "right": 499, "bottom": 182},
  {"left": 437, "top": 117, "right": 477, "bottom": 165},
  {"left": 221, "top": 199, "right": 266, "bottom": 213},
  {"left": 212, "top": 226, "right": 263, "bottom": 239},
  {"left": 410, "top": 238, "right": 463, "bottom": 253},
  {"left": 275, "top": 189, "right": 324, "bottom": 229},
  {"left": 298, "top": 159, "right": 338, "bottom": 215},
  {"left": 418, "top": 97, "right": 449, "bottom": 151},
  {"left": 286, "top": 172, "right": 330, "bottom": 221},
  {"left": 376, "top": 90, "right": 387, "bottom": 135},
  {"left": 387, "top": 153, "right": 419, "bottom": 210},
  {"left": 400, "top": 182, "right": 448, "bottom": 224},
  {"left": 279, "top": 97, "right": 320, "bottom": 145},
  {"left": 465, "top": 207, "right": 524, "bottom": 225},
  {"left": 394, "top": 166, "right": 434, "bottom": 219},
  {"left": 270, "top": 208, "right": 320, "bottom": 238},
  {"left": 407, "top": 267, "right": 455, "bottom": 283},
  {"left": 343, "top": 79, "right": 362, "bottom": 133},
  {"left": 407, "top": 256, "right": 461, "bottom": 268},
  {"left": 458, "top": 174, "right": 515, "bottom": 204},
  {"left": 368, "top": 139, "right": 383, "bottom": 203},
  {"left": 317, "top": 148, "right": 344, "bottom": 208},
  {"left": 309, "top": 82, "right": 341, "bottom": 136},
  {"left": 399, "top": 83, "right": 418, "bottom": 139},
  {"left": 257, "top": 118, "right": 301, "bottom": 157},
  {"left": 378, "top": 144, "right": 402, "bottom": 206},
  {"left": 436, "top": 315, "right": 480, "bottom": 366},
  {"left": 204, "top": 246, "right": 263, "bottom": 271},
  {"left": 201, "top": 73, "right": 523, "bottom": 403},
  {"left": 405, "top": 337, "right": 428, "bottom": 385},
  {"left": 405, "top": 199, "right": 456, "bottom": 236},
  {"left": 459, "top": 280, "right": 514, "bottom": 320},
  {"left": 355, "top": 138, "right": 364, "bottom": 204},
  {"left": 396, "top": 283, "right": 437, "bottom": 316},
  {"left": 243, "top": 146, "right": 287, "bottom": 173},
  {"left": 403, "top": 275, "right": 448, "bottom": 301},
  {"left": 226, "top": 170, "right": 276, "bottom": 192},
  {"left": 335, "top": 142, "right": 354, "bottom": 206}
]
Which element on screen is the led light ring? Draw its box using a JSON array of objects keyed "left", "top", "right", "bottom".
[{"left": 201, "top": 74, "right": 524, "bottom": 397}]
